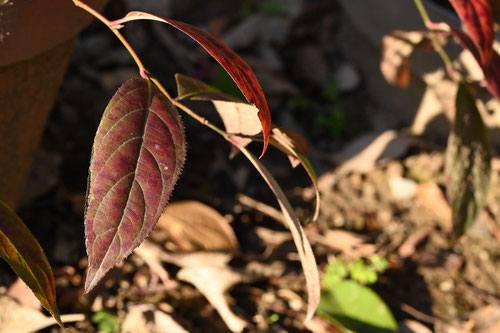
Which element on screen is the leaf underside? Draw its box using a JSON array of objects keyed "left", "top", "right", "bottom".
[
  {"left": 85, "top": 78, "right": 186, "bottom": 292},
  {"left": 0, "top": 200, "right": 62, "bottom": 327},
  {"left": 446, "top": 82, "right": 491, "bottom": 239}
]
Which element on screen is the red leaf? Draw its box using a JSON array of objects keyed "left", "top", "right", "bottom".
[
  {"left": 114, "top": 11, "right": 271, "bottom": 157},
  {"left": 447, "top": 26, "right": 500, "bottom": 98},
  {"left": 85, "top": 78, "right": 186, "bottom": 292},
  {"left": 0, "top": 200, "right": 62, "bottom": 327},
  {"left": 448, "top": 0, "right": 494, "bottom": 64}
]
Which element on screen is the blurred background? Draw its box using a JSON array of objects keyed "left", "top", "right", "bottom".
[{"left": 1, "top": 0, "right": 500, "bottom": 332}]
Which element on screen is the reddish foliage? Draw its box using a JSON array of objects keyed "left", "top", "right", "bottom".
[{"left": 84, "top": 78, "right": 186, "bottom": 292}]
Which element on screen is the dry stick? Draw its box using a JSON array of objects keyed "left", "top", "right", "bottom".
[{"left": 400, "top": 303, "right": 439, "bottom": 324}]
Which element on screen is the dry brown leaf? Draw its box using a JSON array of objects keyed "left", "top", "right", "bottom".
[
  {"left": 417, "top": 182, "right": 452, "bottom": 232},
  {"left": 7, "top": 278, "right": 41, "bottom": 310},
  {"left": 470, "top": 305, "right": 500, "bottom": 333},
  {"left": 380, "top": 30, "right": 432, "bottom": 87},
  {"left": 331, "top": 130, "right": 411, "bottom": 175},
  {"left": 0, "top": 296, "right": 84, "bottom": 333},
  {"left": 308, "top": 229, "right": 368, "bottom": 253},
  {"left": 156, "top": 200, "right": 239, "bottom": 252},
  {"left": 398, "top": 229, "right": 432, "bottom": 259},
  {"left": 177, "top": 265, "right": 248, "bottom": 333}
]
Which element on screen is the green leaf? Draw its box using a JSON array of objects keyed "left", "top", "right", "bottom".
[
  {"left": 446, "top": 82, "right": 491, "bottom": 239},
  {"left": 92, "top": 310, "right": 120, "bottom": 333},
  {"left": 318, "top": 280, "right": 398, "bottom": 333},
  {"left": 369, "top": 255, "right": 390, "bottom": 273},
  {"left": 322, "top": 260, "right": 348, "bottom": 289},
  {"left": 348, "top": 259, "right": 378, "bottom": 285},
  {"left": 0, "top": 200, "right": 62, "bottom": 327}
]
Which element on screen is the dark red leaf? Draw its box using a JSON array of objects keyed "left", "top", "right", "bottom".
[
  {"left": 85, "top": 78, "right": 186, "bottom": 292},
  {"left": 0, "top": 200, "right": 62, "bottom": 327},
  {"left": 448, "top": 0, "right": 494, "bottom": 64},
  {"left": 114, "top": 11, "right": 271, "bottom": 157}
]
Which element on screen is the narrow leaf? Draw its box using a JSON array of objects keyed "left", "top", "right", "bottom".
[
  {"left": 116, "top": 12, "right": 271, "bottom": 156},
  {"left": 85, "top": 78, "right": 186, "bottom": 292},
  {"left": 448, "top": 0, "right": 494, "bottom": 64},
  {"left": 0, "top": 200, "right": 62, "bottom": 327},
  {"left": 235, "top": 144, "right": 320, "bottom": 323},
  {"left": 446, "top": 82, "right": 491, "bottom": 239}
]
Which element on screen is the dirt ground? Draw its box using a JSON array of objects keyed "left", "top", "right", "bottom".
[{"left": 1, "top": 0, "right": 500, "bottom": 332}]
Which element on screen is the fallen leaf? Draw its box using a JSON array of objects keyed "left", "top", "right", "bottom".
[
  {"left": 0, "top": 296, "right": 83, "bottom": 333},
  {"left": 380, "top": 30, "right": 432, "bottom": 87},
  {"left": 114, "top": 12, "right": 271, "bottom": 155},
  {"left": 332, "top": 130, "right": 411, "bottom": 174},
  {"left": 85, "top": 78, "right": 186, "bottom": 292},
  {"left": 0, "top": 200, "right": 62, "bottom": 326},
  {"left": 417, "top": 181, "right": 452, "bottom": 232},
  {"left": 7, "top": 278, "right": 41, "bottom": 310},
  {"left": 398, "top": 229, "right": 431, "bottom": 259},
  {"left": 178, "top": 266, "right": 248, "bottom": 333},
  {"left": 156, "top": 200, "right": 239, "bottom": 252},
  {"left": 446, "top": 82, "right": 491, "bottom": 239}
]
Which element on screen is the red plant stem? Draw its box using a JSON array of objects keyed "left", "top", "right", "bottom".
[
  {"left": 72, "top": 0, "right": 148, "bottom": 79},
  {"left": 72, "top": 1, "right": 231, "bottom": 139}
]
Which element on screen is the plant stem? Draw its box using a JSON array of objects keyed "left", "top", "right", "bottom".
[
  {"left": 72, "top": 1, "right": 231, "bottom": 139},
  {"left": 149, "top": 77, "right": 229, "bottom": 138},
  {"left": 72, "top": 0, "right": 148, "bottom": 78},
  {"left": 412, "top": 0, "right": 460, "bottom": 79}
]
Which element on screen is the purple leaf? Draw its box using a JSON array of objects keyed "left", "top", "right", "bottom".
[{"left": 85, "top": 78, "right": 186, "bottom": 292}]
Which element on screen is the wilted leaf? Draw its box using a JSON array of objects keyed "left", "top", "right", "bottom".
[
  {"left": 270, "top": 127, "right": 320, "bottom": 221},
  {"left": 448, "top": 0, "right": 494, "bottom": 64},
  {"left": 235, "top": 145, "right": 320, "bottom": 323},
  {"left": 156, "top": 200, "right": 239, "bottom": 252},
  {"left": 318, "top": 280, "right": 398, "bottom": 333},
  {"left": 380, "top": 30, "right": 433, "bottom": 87},
  {"left": 114, "top": 12, "right": 271, "bottom": 156},
  {"left": 446, "top": 82, "right": 491, "bottom": 239},
  {"left": 85, "top": 78, "right": 186, "bottom": 292},
  {"left": 0, "top": 200, "right": 62, "bottom": 327}
]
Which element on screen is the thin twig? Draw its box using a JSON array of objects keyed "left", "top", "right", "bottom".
[
  {"left": 400, "top": 303, "right": 439, "bottom": 324},
  {"left": 71, "top": 1, "right": 232, "bottom": 139},
  {"left": 412, "top": 0, "right": 461, "bottom": 80}
]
